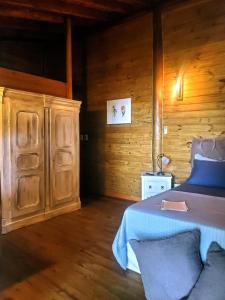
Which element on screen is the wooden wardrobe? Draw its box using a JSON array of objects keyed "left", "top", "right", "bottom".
[{"left": 0, "top": 87, "right": 81, "bottom": 233}]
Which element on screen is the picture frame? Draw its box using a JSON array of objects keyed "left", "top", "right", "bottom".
[{"left": 107, "top": 98, "right": 131, "bottom": 125}]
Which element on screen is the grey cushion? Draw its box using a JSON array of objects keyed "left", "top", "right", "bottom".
[
  {"left": 129, "top": 230, "right": 202, "bottom": 300},
  {"left": 188, "top": 242, "right": 225, "bottom": 300}
]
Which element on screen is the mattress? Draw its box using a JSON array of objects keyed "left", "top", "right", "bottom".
[{"left": 112, "top": 184, "right": 225, "bottom": 273}]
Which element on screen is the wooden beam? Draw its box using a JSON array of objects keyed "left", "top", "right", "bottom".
[
  {"left": 0, "top": 5, "right": 64, "bottom": 23},
  {"left": 0, "top": 67, "right": 67, "bottom": 97},
  {"left": 152, "top": 8, "right": 163, "bottom": 172},
  {"left": 0, "top": 0, "right": 108, "bottom": 20},
  {"left": 65, "top": 0, "right": 131, "bottom": 13},
  {"left": 115, "top": 0, "right": 149, "bottom": 5},
  {"left": 66, "top": 17, "right": 73, "bottom": 99},
  {"left": 160, "top": 0, "right": 212, "bottom": 13}
]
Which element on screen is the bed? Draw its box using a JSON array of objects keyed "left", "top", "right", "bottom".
[{"left": 112, "top": 137, "right": 225, "bottom": 273}]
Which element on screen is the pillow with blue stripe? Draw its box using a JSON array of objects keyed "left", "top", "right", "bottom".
[{"left": 194, "top": 153, "right": 223, "bottom": 161}]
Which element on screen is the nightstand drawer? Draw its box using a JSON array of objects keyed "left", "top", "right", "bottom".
[
  {"left": 141, "top": 172, "right": 173, "bottom": 200},
  {"left": 143, "top": 179, "right": 168, "bottom": 192}
]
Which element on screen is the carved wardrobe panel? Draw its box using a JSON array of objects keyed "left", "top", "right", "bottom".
[
  {"left": 10, "top": 94, "right": 45, "bottom": 219},
  {"left": 46, "top": 95, "right": 79, "bottom": 209},
  {"left": 0, "top": 88, "right": 81, "bottom": 233}
]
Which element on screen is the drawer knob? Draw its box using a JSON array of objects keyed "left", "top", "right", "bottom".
[
  {"left": 149, "top": 185, "right": 152, "bottom": 189},
  {"left": 161, "top": 186, "right": 165, "bottom": 190}
]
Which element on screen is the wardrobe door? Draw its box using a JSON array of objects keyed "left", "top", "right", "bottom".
[
  {"left": 49, "top": 104, "right": 79, "bottom": 208},
  {"left": 10, "top": 95, "right": 45, "bottom": 219}
]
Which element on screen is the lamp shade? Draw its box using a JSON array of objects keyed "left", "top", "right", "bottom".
[
  {"left": 161, "top": 155, "right": 170, "bottom": 166},
  {"left": 157, "top": 154, "right": 170, "bottom": 175}
]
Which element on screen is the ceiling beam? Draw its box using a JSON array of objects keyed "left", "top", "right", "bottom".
[
  {"left": 112, "top": 0, "right": 152, "bottom": 11},
  {"left": 64, "top": 0, "right": 131, "bottom": 14},
  {"left": 0, "top": 5, "right": 64, "bottom": 23},
  {"left": 0, "top": 0, "right": 109, "bottom": 20},
  {"left": 114, "top": 0, "right": 149, "bottom": 5}
]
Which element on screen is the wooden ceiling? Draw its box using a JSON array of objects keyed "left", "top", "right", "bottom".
[{"left": 0, "top": 0, "right": 168, "bottom": 28}]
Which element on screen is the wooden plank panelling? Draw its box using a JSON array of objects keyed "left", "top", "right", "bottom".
[
  {"left": 162, "top": 0, "right": 225, "bottom": 182},
  {"left": 85, "top": 0, "right": 225, "bottom": 198},
  {"left": 86, "top": 14, "right": 153, "bottom": 200},
  {"left": 0, "top": 4, "right": 64, "bottom": 23},
  {"left": 0, "top": 67, "right": 67, "bottom": 97},
  {"left": 0, "top": 0, "right": 159, "bottom": 27},
  {"left": 0, "top": 33, "right": 85, "bottom": 95}
]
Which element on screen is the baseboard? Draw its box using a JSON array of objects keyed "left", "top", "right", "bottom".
[{"left": 103, "top": 191, "right": 140, "bottom": 202}]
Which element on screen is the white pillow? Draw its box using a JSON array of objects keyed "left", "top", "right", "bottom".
[{"left": 194, "top": 153, "right": 221, "bottom": 161}]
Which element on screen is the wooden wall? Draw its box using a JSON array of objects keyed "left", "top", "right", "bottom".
[
  {"left": 86, "top": 0, "right": 225, "bottom": 200},
  {"left": 0, "top": 39, "right": 65, "bottom": 81},
  {"left": 163, "top": 0, "right": 225, "bottom": 182},
  {"left": 0, "top": 34, "right": 85, "bottom": 99},
  {"left": 85, "top": 14, "right": 153, "bottom": 200}
]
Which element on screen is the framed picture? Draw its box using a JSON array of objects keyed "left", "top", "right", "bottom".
[{"left": 107, "top": 98, "right": 131, "bottom": 125}]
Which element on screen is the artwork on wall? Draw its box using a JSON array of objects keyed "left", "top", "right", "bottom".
[{"left": 107, "top": 98, "right": 131, "bottom": 124}]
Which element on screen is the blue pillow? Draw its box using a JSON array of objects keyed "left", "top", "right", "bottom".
[{"left": 186, "top": 159, "right": 225, "bottom": 188}]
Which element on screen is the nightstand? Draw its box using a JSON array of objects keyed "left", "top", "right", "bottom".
[{"left": 141, "top": 172, "right": 173, "bottom": 200}]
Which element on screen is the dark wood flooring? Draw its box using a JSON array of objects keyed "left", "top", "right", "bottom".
[{"left": 0, "top": 197, "right": 145, "bottom": 300}]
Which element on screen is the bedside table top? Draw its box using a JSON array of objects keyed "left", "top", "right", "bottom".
[{"left": 141, "top": 171, "right": 172, "bottom": 177}]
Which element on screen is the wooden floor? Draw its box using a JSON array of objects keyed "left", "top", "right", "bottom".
[{"left": 0, "top": 197, "right": 145, "bottom": 300}]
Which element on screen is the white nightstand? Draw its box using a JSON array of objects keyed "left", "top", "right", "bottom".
[{"left": 141, "top": 172, "right": 173, "bottom": 200}]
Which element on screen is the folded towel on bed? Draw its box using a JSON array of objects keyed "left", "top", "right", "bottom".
[{"left": 161, "top": 200, "right": 189, "bottom": 212}]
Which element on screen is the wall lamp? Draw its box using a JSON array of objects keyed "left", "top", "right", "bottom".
[{"left": 173, "top": 74, "right": 184, "bottom": 101}]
